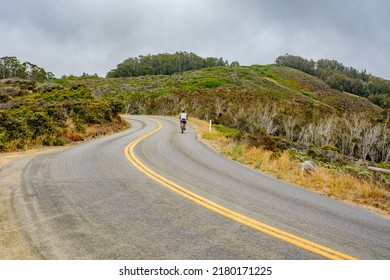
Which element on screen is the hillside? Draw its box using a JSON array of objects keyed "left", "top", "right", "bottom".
[
  {"left": 275, "top": 54, "right": 390, "bottom": 109},
  {"left": 269, "top": 66, "right": 384, "bottom": 114},
  {"left": 1, "top": 64, "right": 389, "bottom": 165},
  {"left": 0, "top": 77, "right": 127, "bottom": 151},
  {"left": 64, "top": 65, "right": 388, "bottom": 162},
  {"left": 70, "top": 64, "right": 384, "bottom": 118}
]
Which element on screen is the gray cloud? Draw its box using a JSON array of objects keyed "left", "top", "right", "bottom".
[{"left": 1, "top": 0, "right": 389, "bottom": 78}]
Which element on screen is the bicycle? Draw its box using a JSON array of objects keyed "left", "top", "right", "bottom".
[
  {"left": 179, "top": 110, "right": 188, "bottom": 134},
  {"left": 180, "top": 119, "right": 186, "bottom": 133}
]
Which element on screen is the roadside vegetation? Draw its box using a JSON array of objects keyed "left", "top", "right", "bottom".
[
  {"left": 191, "top": 118, "right": 390, "bottom": 216},
  {"left": 0, "top": 58, "right": 128, "bottom": 151}
]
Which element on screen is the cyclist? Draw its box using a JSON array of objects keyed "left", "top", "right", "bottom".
[{"left": 179, "top": 110, "right": 188, "bottom": 132}]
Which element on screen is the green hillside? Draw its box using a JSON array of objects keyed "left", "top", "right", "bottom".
[
  {"left": 275, "top": 54, "right": 390, "bottom": 109},
  {"left": 269, "top": 66, "right": 384, "bottom": 114},
  {"left": 62, "top": 64, "right": 388, "bottom": 163},
  {"left": 0, "top": 77, "right": 127, "bottom": 150},
  {"left": 1, "top": 57, "right": 389, "bottom": 165}
]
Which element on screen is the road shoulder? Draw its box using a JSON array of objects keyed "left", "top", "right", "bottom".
[{"left": 0, "top": 146, "right": 69, "bottom": 259}]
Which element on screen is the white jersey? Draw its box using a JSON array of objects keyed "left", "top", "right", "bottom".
[{"left": 180, "top": 112, "right": 187, "bottom": 121}]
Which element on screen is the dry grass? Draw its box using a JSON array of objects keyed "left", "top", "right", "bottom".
[
  {"left": 190, "top": 118, "right": 228, "bottom": 153},
  {"left": 191, "top": 118, "right": 390, "bottom": 216}
]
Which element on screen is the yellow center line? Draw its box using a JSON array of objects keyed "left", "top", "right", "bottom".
[{"left": 124, "top": 117, "right": 358, "bottom": 260}]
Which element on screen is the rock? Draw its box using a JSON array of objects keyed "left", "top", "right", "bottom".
[{"left": 299, "top": 160, "right": 320, "bottom": 174}]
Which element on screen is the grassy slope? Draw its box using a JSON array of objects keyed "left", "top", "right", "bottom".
[
  {"left": 269, "top": 66, "right": 383, "bottom": 116},
  {"left": 91, "top": 64, "right": 383, "bottom": 118}
]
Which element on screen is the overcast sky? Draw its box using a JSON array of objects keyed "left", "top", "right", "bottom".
[{"left": 1, "top": 0, "right": 389, "bottom": 79}]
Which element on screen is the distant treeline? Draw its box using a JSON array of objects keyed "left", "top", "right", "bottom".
[
  {"left": 275, "top": 54, "right": 390, "bottom": 108},
  {"left": 106, "top": 52, "right": 239, "bottom": 78},
  {"left": 0, "top": 56, "right": 54, "bottom": 81}
]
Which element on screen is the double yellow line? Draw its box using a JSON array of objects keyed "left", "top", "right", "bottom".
[{"left": 124, "top": 118, "right": 358, "bottom": 260}]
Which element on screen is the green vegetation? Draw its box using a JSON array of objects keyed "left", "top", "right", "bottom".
[
  {"left": 1, "top": 56, "right": 53, "bottom": 81},
  {"left": 1, "top": 53, "right": 389, "bottom": 171},
  {"left": 106, "top": 51, "right": 237, "bottom": 78},
  {"left": 275, "top": 54, "right": 390, "bottom": 108},
  {"left": 2, "top": 53, "right": 389, "bottom": 216},
  {"left": 213, "top": 124, "right": 240, "bottom": 138},
  {"left": 192, "top": 118, "right": 390, "bottom": 215},
  {"left": 0, "top": 76, "right": 127, "bottom": 151},
  {"left": 99, "top": 64, "right": 389, "bottom": 163}
]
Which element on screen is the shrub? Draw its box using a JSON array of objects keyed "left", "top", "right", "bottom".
[
  {"left": 0, "top": 129, "right": 8, "bottom": 149},
  {"left": 213, "top": 124, "right": 240, "bottom": 138},
  {"left": 320, "top": 144, "right": 339, "bottom": 152},
  {"left": 27, "top": 112, "right": 54, "bottom": 136}
]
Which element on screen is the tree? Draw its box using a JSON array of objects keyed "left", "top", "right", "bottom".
[
  {"left": 23, "top": 62, "right": 47, "bottom": 81},
  {"left": 275, "top": 54, "right": 315, "bottom": 75},
  {"left": 0, "top": 56, "right": 25, "bottom": 79},
  {"left": 283, "top": 115, "right": 300, "bottom": 141},
  {"left": 0, "top": 56, "right": 49, "bottom": 80},
  {"left": 106, "top": 52, "right": 232, "bottom": 78},
  {"left": 360, "top": 124, "right": 381, "bottom": 160},
  {"left": 275, "top": 54, "right": 390, "bottom": 108},
  {"left": 230, "top": 61, "right": 240, "bottom": 67}
]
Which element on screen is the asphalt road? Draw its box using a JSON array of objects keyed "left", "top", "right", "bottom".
[{"left": 11, "top": 115, "right": 390, "bottom": 259}]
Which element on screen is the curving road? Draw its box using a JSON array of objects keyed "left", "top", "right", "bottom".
[{"left": 11, "top": 115, "right": 390, "bottom": 259}]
